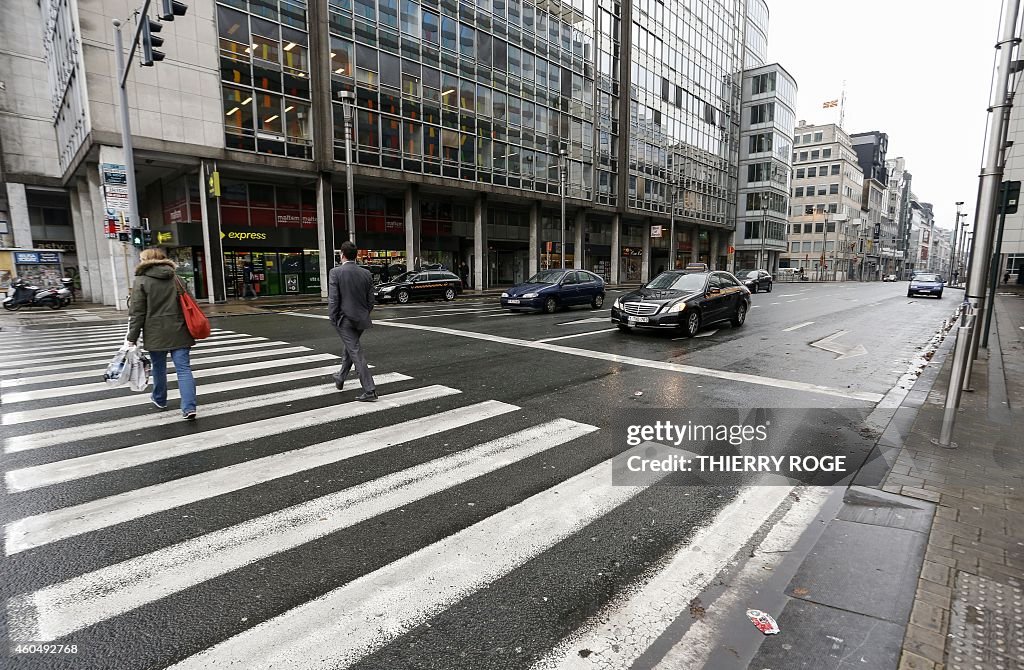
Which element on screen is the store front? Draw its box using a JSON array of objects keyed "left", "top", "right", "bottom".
[
  {"left": 620, "top": 247, "right": 643, "bottom": 282},
  {"left": 219, "top": 227, "right": 321, "bottom": 297},
  {"left": 0, "top": 249, "right": 64, "bottom": 294}
]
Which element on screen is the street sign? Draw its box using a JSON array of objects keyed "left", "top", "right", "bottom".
[
  {"left": 157, "top": 231, "right": 174, "bottom": 244},
  {"left": 650, "top": 225, "right": 662, "bottom": 238},
  {"left": 998, "top": 180, "right": 1021, "bottom": 214}
]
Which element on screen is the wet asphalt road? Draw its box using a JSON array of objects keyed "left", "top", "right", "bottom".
[{"left": 0, "top": 281, "right": 956, "bottom": 669}]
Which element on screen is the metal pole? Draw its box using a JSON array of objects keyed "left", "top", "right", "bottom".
[
  {"left": 559, "top": 149, "right": 567, "bottom": 268},
  {"left": 933, "top": 313, "right": 975, "bottom": 448},
  {"left": 340, "top": 91, "right": 357, "bottom": 247},
  {"left": 949, "top": 202, "right": 964, "bottom": 281},
  {"left": 821, "top": 210, "right": 828, "bottom": 280},
  {"left": 962, "top": 0, "right": 1021, "bottom": 389},
  {"left": 668, "top": 178, "right": 677, "bottom": 270},
  {"left": 761, "top": 191, "right": 767, "bottom": 270},
  {"left": 982, "top": 182, "right": 1011, "bottom": 346}
]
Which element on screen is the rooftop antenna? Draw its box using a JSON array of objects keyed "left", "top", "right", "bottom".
[{"left": 839, "top": 79, "right": 847, "bottom": 130}]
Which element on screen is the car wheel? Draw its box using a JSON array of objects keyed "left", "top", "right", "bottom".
[
  {"left": 592, "top": 294, "right": 605, "bottom": 308},
  {"left": 397, "top": 290, "right": 410, "bottom": 304},
  {"left": 681, "top": 310, "right": 701, "bottom": 338},
  {"left": 543, "top": 297, "right": 558, "bottom": 314},
  {"left": 766, "top": 281, "right": 772, "bottom": 293},
  {"left": 45, "top": 297, "right": 62, "bottom": 310},
  {"left": 751, "top": 284, "right": 757, "bottom": 294},
  {"left": 907, "top": 292, "right": 913, "bottom": 298},
  {"left": 443, "top": 288, "right": 456, "bottom": 301},
  {"left": 731, "top": 302, "right": 747, "bottom": 327},
  {"left": 2, "top": 301, "right": 19, "bottom": 311},
  {"left": 617, "top": 324, "right": 631, "bottom": 333},
  {"left": 937, "top": 292, "right": 943, "bottom": 299}
]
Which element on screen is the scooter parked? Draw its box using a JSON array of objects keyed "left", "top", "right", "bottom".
[
  {"left": 2, "top": 279, "right": 64, "bottom": 311},
  {"left": 60, "top": 277, "right": 76, "bottom": 304}
]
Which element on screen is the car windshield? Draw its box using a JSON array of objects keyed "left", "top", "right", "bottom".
[
  {"left": 645, "top": 272, "right": 708, "bottom": 292},
  {"left": 741, "top": 271, "right": 758, "bottom": 279},
  {"left": 526, "top": 270, "right": 567, "bottom": 284},
  {"left": 391, "top": 272, "right": 420, "bottom": 283},
  {"left": 915, "top": 274, "right": 940, "bottom": 282}
]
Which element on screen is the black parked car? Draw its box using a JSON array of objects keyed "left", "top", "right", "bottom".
[
  {"left": 737, "top": 269, "right": 773, "bottom": 293},
  {"left": 611, "top": 270, "right": 751, "bottom": 337},
  {"left": 500, "top": 269, "right": 606, "bottom": 313},
  {"left": 375, "top": 270, "right": 463, "bottom": 303}
]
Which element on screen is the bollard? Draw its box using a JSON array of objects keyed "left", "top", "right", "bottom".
[{"left": 933, "top": 314, "right": 975, "bottom": 449}]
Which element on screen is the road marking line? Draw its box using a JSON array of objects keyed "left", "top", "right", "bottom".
[
  {"left": 786, "top": 300, "right": 797, "bottom": 303},
  {"left": 0, "top": 329, "right": 222, "bottom": 351},
  {"left": 810, "top": 330, "right": 868, "bottom": 360},
  {"left": 693, "top": 329, "right": 719, "bottom": 338},
  {"left": 285, "top": 314, "right": 883, "bottom": 402},
  {"left": 7, "top": 419, "right": 596, "bottom": 642},
  {"left": 778, "top": 294, "right": 798, "bottom": 297},
  {"left": 2, "top": 353, "right": 340, "bottom": 404},
  {"left": 165, "top": 456, "right": 650, "bottom": 670},
  {"left": 556, "top": 317, "right": 610, "bottom": 326},
  {"left": 5, "top": 400, "right": 517, "bottom": 556},
  {"left": 1, "top": 365, "right": 344, "bottom": 426},
  {"left": 534, "top": 486, "right": 793, "bottom": 669},
  {"left": 3, "top": 373, "right": 413, "bottom": 454},
  {"left": 0, "top": 334, "right": 264, "bottom": 369},
  {"left": 770, "top": 302, "right": 781, "bottom": 305},
  {"left": 478, "top": 311, "right": 519, "bottom": 317},
  {"left": 782, "top": 321, "right": 814, "bottom": 332},
  {"left": 0, "top": 332, "right": 248, "bottom": 362},
  {"left": 536, "top": 328, "right": 619, "bottom": 343},
  {"left": 5, "top": 385, "right": 457, "bottom": 493}
]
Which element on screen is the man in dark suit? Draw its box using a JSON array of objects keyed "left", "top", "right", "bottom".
[{"left": 327, "top": 241, "right": 376, "bottom": 401}]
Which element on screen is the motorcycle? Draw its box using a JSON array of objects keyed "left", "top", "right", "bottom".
[
  {"left": 59, "top": 277, "right": 76, "bottom": 304},
  {"left": 2, "top": 280, "right": 64, "bottom": 311}
]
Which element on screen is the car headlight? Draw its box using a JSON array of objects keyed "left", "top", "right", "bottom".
[
  {"left": 501, "top": 292, "right": 509, "bottom": 298},
  {"left": 522, "top": 292, "right": 539, "bottom": 298},
  {"left": 613, "top": 297, "right": 621, "bottom": 309},
  {"left": 380, "top": 286, "right": 394, "bottom": 293},
  {"left": 667, "top": 301, "right": 687, "bottom": 313}
]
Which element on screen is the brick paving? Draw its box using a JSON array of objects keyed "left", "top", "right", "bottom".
[{"left": 885, "top": 294, "right": 1024, "bottom": 670}]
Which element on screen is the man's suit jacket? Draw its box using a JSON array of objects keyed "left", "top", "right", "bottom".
[{"left": 328, "top": 261, "right": 374, "bottom": 330}]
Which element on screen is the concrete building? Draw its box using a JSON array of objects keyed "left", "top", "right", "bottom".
[
  {"left": 994, "top": 72, "right": 1024, "bottom": 283},
  {"left": 0, "top": 0, "right": 794, "bottom": 305},
  {"left": 850, "top": 131, "right": 897, "bottom": 278},
  {"left": 885, "top": 156, "right": 912, "bottom": 278},
  {"left": 781, "top": 121, "right": 864, "bottom": 280},
  {"left": 907, "top": 196, "right": 938, "bottom": 273}
]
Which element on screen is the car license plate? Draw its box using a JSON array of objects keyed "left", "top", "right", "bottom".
[
  {"left": 627, "top": 315, "right": 649, "bottom": 323},
  {"left": 507, "top": 299, "right": 521, "bottom": 304}
]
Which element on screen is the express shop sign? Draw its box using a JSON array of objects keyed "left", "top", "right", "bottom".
[{"left": 220, "top": 228, "right": 317, "bottom": 247}]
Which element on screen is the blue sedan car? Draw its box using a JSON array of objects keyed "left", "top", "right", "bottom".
[
  {"left": 500, "top": 269, "right": 606, "bottom": 313},
  {"left": 907, "top": 273, "right": 944, "bottom": 299}
]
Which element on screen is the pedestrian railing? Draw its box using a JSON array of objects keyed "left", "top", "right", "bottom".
[{"left": 934, "top": 304, "right": 974, "bottom": 449}]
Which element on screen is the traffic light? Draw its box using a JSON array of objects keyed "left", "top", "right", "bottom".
[
  {"left": 141, "top": 17, "right": 164, "bottom": 66},
  {"left": 159, "top": 0, "right": 188, "bottom": 20},
  {"left": 143, "top": 230, "right": 154, "bottom": 246},
  {"left": 208, "top": 170, "right": 221, "bottom": 198},
  {"left": 131, "top": 228, "right": 144, "bottom": 248}
]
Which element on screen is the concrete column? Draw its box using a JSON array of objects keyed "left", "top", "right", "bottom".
[
  {"left": 691, "top": 224, "right": 700, "bottom": 263},
  {"left": 641, "top": 219, "right": 651, "bottom": 282},
  {"left": 316, "top": 173, "right": 335, "bottom": 300},
  {"left": 473, "top": 193, "right": 487, "bottom": 290},
  {"left": 710, "top": 229, "right": 721, "bottom": 269},
  {"left": 529, "top": 200, "right": 540, "bottom": 277},
  {"left": 610, "top": 213, "right": 621, "bottom": 284},
  {"left": 573, "top": 208, "right": 585, "bottom": 269},
  {"left": 74, "top": 178, "right": 100, "bottom": 302},
  {"left": 199, "top": 162, "right": 227, "bottom": 303},
  {"left": 404, "top": 183, "right": 421, "bottom": 271},
  {"left": 67, "top": 185, "right": 86, "bottom": 299},
  {"left": 5, "top": 183, "right": 33, "bottom": 248},
  {"left": 86, "top": 164, "right": 118, "bottom": 307}
]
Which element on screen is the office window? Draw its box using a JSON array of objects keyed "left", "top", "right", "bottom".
[
  {"left": 817, "top": 185, "right": 826, "bottom": 196},
  {"left": 807, "top": 167, "right": 816, "bottom": 178},
  {"left": 799, "top": 151, "right": 808, "bottom": 161},
  {"left": 811, "top": 150, "right": 820, "bottom": 160},
  {"left": 822, "top": 148, "right": 832, "bottom": 158},
  {"left": 794, "top": 187, "right": 804, "bottom": 197},
  {"left": 795, "top": 168, "right": 804, "bottom": 178},
  {"left": 802, "top": 133, "right": 811, "bottom": 143},
  {"left": 829, "top": 183, "right": 839, "bottom": 195},
  {"left": 813, "top": 132, "right": 822, "bottom": 141},
  {"left": 749, "top": 102, "right": 774, "bottom": 124},
  {"left": 831, "top": 164, "right": 840, "bottom": 175}
]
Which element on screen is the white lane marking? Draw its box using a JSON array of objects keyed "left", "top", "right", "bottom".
[
  {"left": 0, "top": 342, "right": 304, "bottom": 386},
  {"left": 750, "top": 305, "right": 760, "bottom": 308},
  {"left": 0, "top": 335, "right": 264, "bottom": 369},
  {"left": 479, "top": 311, "right": 522, "bottom": 317},
  {"left": 810, "top": 330, "right": 868, "bottom": 360},
  {"left": 782, "top": 321, "right": 815, "bottom": 332},
  {"left": 778, "top": 294, "right": 798, "bottom": 297},
  {"left": 5, "top": 400, "right": 514, "bottom": 555},
  {"left": 653, "top": 488, "right": 832, "bottom": 669},
  {"left": 8, "top": 419, "right": 596, "bottom": 642},
  {"left": 535, "top": 329, "right": 619, "bottom": 343},
  {"left": 0, "top": 329, "right": 227, "bottom": 350},
  {"left": 770, "top": 302, "right": 781, "bottom": 305},
  {"left": 1, "top": 365, "right": 342, "bottom": 425},
  {"left": 556, "top": 317, "right": 612, "bottom": 326},
  {"left": 533, "top": 486, "right": 794, "bottom": 670},
  {"left": 377, "top": 309, "right": 498, "bottom": 320},
  {"left": 2, "top": 353, "right": 339, "bottom": 404},
  {"left": 0, "top": 332, "right": 244, "bottom": 360},
  {"left": 6, "top": 385, "right": 457, "bottom": 493},
  {"left": 4, "top": 373, "right": 413, "bottom": 454},
  {"left": 786, "top": 299, "right": 797, "bottom": 303},
  {"left": 166, "top": 457, "right": 652, "bottom": 670},
  {"left": 693, "top": 329, "right": 718, "bottom": 338}
]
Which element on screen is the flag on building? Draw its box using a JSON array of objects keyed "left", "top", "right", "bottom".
[{"left": 822, "top": 99, "right": 839, "bottom": 108}]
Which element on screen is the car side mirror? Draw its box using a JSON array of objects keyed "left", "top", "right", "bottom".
[{"left": 708, "top": 287, "right": 721, "bottom": 295}]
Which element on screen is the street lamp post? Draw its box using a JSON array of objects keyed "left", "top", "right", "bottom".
[
  {"left": 559, "top": 149, "right": 567, "bottom": 268},
  {"left": 948, "top": 201, "right": 964, "bottom": 281},
  {"left": 668, "top": 174, "right": 678, "bottom": 270},
  {"left": 820, "top": 209, "right": 829, "bottom": 281},
  {"left": 760, "top": 191, "right": 768, "bottom": 270},
  {"left": 338, "top": 90, "right": 357, "bottom": 247}
]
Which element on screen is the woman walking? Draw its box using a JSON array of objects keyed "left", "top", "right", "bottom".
[{"left": 127, "top": 248, "right": 198, "bottom": 420}]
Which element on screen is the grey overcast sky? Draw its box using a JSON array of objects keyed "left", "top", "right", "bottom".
[{"left": 767, "top": 0, "right": 1004, "bottom": 232}]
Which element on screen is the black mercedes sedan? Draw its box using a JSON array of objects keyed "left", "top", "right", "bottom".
[
  {"left": 611, "top": 270, "right": 751, "bottom": 337},
  {"left": 737, "top": 269, "right": 773, "bottom": 293},
  {"left": 375, "top": 270, "right": 463, "bottom": 303}
]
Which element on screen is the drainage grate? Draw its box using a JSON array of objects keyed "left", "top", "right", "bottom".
[{"left": 947, "top": 572, "right": 1024, "bottom": 670}]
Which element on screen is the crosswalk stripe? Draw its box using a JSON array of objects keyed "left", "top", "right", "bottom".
[
  {"left": 6, "top": 384, "right": 459, "bottom": 493},
  {"left": 0, "top": 329, "right": 229, "bottom": 350},
  {"left": 167, "top": 456, "right": 653, "bottom": 670},
  {"left": 3, "top": 372, "right": 413, "bottom": 454},
  {"left": 0, "top": 331, "right": 244, "bottom": 360},
  {"left": 0, "top": 325, "right": 136, "bottom": 339},
  {"left": 0, "top": 343, "right": 313, "bottom": 388},
  {"left": 5, "top": 400, "right": 515, "bottom": 555},
  {"left": 7, "top": 419, "right": 596, "bottom": 642},
  {"left": 1, "top": 364, "right": 342, "bottom": 425},
  {"left": 2, "top": 352, "right": 339, "bottom": 403},
  {"left": 0, "top": 339, "right": 284, "bottom": 377},
  {"left": 533, "top": 486, "right": 794, "bottom": 669},
  {"left": 0, "top": 334, "right": 262, "bottom": 369}
]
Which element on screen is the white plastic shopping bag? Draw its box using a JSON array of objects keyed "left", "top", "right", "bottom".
[{"left": 103, "top": 325, "right": 151, "bottom": 392}]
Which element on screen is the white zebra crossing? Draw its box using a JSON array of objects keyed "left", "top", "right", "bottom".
[
  {"left": 5, "top": 400, "right": 515, "bottom": 554},
  {"left": 7, "top": 419, "right": 596, "bottom": 642},
  {"left": 0, "top": 331, "right": 243, "bottom": 360},
  {"left": 0, "top": 334, "right": 264, "bottom": 369}
]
